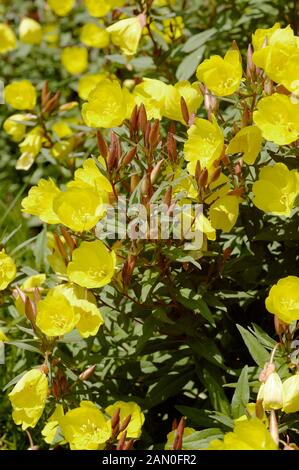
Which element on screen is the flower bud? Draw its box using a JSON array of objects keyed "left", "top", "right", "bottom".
[
  {"left": 282, "top": 375, "right": 299, "bottom": 413},
  {"left": 150, "top": 159, "right": 163, "bottom": 184},
  {"left": 138, "top": 103, "right": 148, "bottom": 136},
  {"left": 180, "top": 96, "right": 189, "bottom": 125},
  {"left": 197, "top": 168, "right": 208, "bottom": 188},
  {"left": 122, "top": 147, "right": 137, "bottom": 166},
  {"left": 263, "top": 372, "right": 283, "bottom": 410},
  {"left": 79, "top": 364, "right": 96, "bottom": 381},
  {"left": 130, "top": 174, "right": 139, "bottom": 194},
  {"left": 97, "top": 130, "right": 108, "bottom": 158}
]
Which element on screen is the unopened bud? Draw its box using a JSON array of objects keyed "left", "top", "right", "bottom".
[
  {"left": 41, "top": 81, "right": 50, "bottom": 108},
  {"left": 97, "top": 131, "right": 108, "bottom": 159},
  {"left": 141, "top": 174, "right": 151, "bottom": 196},
  {"left": 130, "top": 105, "right": 139, "bottom": 137},
  {"left": 119, "top": 414, "right": 132, "bottom": 433},
  {"left": 197, "top": 168, "right": 208, "bottom": 188},
  {"left": 60, "top": 226, "right": 77, "bottom": 251},
  {"left": 246, "top": 44, "right": 255, "bottom": 81},
  {"left": 130, "top": 174, "right": 140, "bottom": 194},
  {"left": 117, "top": 430, "right": 127, "bottom": 450},
  {"left": 125, "top": 440, "right": 134, "bottom": 450},
  {"left": 54, "top": 233, "right": 68, "bottom": 263},
  {"left": 263, "top": 372, "right": 283, "bottom": 410},
  {"left": 79, "top": 364, "right": 96, "bottom": 381},
  {"left": 144, "top": 122, "right": 151, "bottom": 147},
  {"left": 138, "top": 103, "right": 147, "bottom": 135},
  {"left": 149, "top": 120, "right": 160, "bottom": 149},
  {"left": 25, "top": 297, "right": 36, "bottom": 324},
  {"left": 210, "top": 166, "right": 221, "bottom": 183},
  {"left": 180, "top": 96, "right": 189, "bottom": 125},
  {"left": 167, "top": 132, "right": 177, "bottom": 163},
  {"left": 150, "top": 159, "right": 163, "bottom": 184},
  {"left": 111, "top": 408, "right": 120, "bottom": 430},
  {"left": 122, "top": 147, "right": 137, "bottom": 166}
]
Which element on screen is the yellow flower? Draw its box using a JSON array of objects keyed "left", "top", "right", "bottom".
[
  {"left": 252, "top": 26, "right": 299, "bottom": 95},
  {"left": 17, "top": 126, "right": 43, "bottom": 170},
  {"left": 3, "top": 114, "right": 29, "bottom": 142},
  {"left": 14, "top": 274, "right": 46, "bottom": 315},
  {"left": 162, "top": 16, "right": 184, "bottom": 43},
  {"left": 253, "top": 93, "right": 299, "bottom": 145},
  {"left": 73, "top": 158, "right": 112, "bottom": 195},
  {"left": 60, "top": 401, "right": 111, "bottom": 450},
  {"left": 252, "top": 163, "right": 299, "bottom": 216},
  {"left": 226, "top": 126, "right": 262, "bottom": 165},
  {"left": 42, "top": 404, "right": 65, "bottom": 445},
  {"left": 19, "top": 17, "right": 42, "bottom": 45},
  {"left": 21, "top": 178, "right": 61, "bottom": 224},
  {"left": 107, "top": 15, "right": 146, "bottom": 56},
  {"left": 52, "top": 120, "right": 74, "bottom": 139},
  {"left": 67, "top": 240, "right": 116, "bottom": 289},
  {"left": 262, "top": 372, "right": 283, "bottom": 410},
  {"left": 82, "top": 79, "right": 134, "bottom": 128},
  {"left": 163, "top": 81, "right": 203, "bottom": 124},
  {"left": 4, "top": 80, "right": 36, "bottom": 110},
  {"left": 78, "top": 73, "right": 109, "bottom": 100},
  {"left": 252, "top": 23, "right": 281, "bottom": 50},
  {"left": 84, "top": 0, "right": 111, "bottom": 17},
  {"left": 51, "top": 140, "right": 74, "bottom": 160},
  {"left": 48, "top": 0, "right": 75, "bottom": 16},
  {"left": 61, "top": 47, "right": 88, "bottom": 75},
  {"left": 43, "top": 22, "right": 59, "bottom": 45},
  {"left": 105, "top": 401, "right": 145, "bottom": 439},
  {"left": 209, "top": 195, "right": 240, "bottom": 232},
  {"left": 196, "top": 50, "right": 242, "bottom": 96},
  {"left": 36, "top": 286, "right": 79, "bottom": 337},
  {"left": 53, "top": 184, "right": 106, "bottom": 232},
  {"left": 0, "top": 23, "right": 17, "bottom": 54},
  {"left": 265, "top": 275, "right": 299, "bottom": 324},
  {"left": 55, "top": 283, "right": 104, "bottom": 338},
  {"left": 0, "top": 249, "right": 16, "bottom": 291},
  {"left": 207, "top": 418, "right": 277, "bottom": 450},
  {"left": 134, "top": 78, "right": 168, "bottom": 120},
  {"left": 184, "top": 117, "right": 224, "bottom": 175},
  {"left": 282, "top": 375, "right": 299, "bottom": 413},
  {"left": 80, "top": 23, "right": 109, "bottom": 48},
  {"left": 0, "top": 328, "right": 8, "bottom": 342},
  {"left": 8, "top": 369, "right": 48, "bottom": 430}
]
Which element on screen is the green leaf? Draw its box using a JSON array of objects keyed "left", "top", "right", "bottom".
[
  {"left": 135, "top": 316, "right": 155, "bottom": 354},
  {"left": 34, "top": 225, "right": 48, "bottom": 272},
  {"left": 6, "top": 341, "right": 42, "bottom": 354},
  {"left": 197, "top": 367, "right": 231, "bottom": 416},
  {"left": 177, "top": 288, "right": 215, "bottom": 326},
  {"left": 176, "top": 46, "right": 205, "bottom": 81},
  {"left": 145, "top": 369, "right": 194, "bottom": 408},
  {"left": 237, "top": 325, "right": 269, "bottom": 366},
  {"left": 181, "top": 28, "right": 216, "bottom": 53},
  {"left": 231, "top": 366, "right": 249, "bottom": 419}
]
